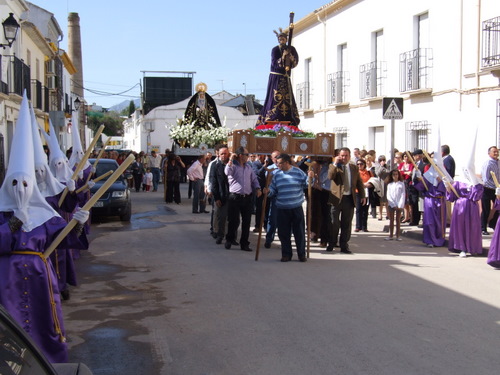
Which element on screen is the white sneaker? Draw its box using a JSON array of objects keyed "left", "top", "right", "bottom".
[
  {"left": 427, "top": 244, "right": 434, "bottom": 248},
  {"left": 396, "top": 237, "right": 402, "bottom": 241},
  {"left": 385, "top": 237, "right": 393, "bottom": 241},
  {"left": 459, "top": 251, "right": 467, "bottom": 258}
]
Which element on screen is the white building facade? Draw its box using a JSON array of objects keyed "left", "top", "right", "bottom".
[{"left": 292, "top": 0, "right": 499, "bottom": 175}]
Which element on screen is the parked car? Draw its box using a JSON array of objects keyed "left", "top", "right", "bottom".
[
  {"left": 88, "top": 159, "right": 132, "bottom": 221},
  {"left": 0, "top": 304, "right": 93, "bottom": 374}
]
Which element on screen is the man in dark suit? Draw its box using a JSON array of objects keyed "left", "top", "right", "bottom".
[
  {"left": 209, "top": 146, "right": 230, "bottom": 244},
  {"left": 441, "top": 145, "right": 455, "bottom": 178},
  {"left": 327, "top": 147, "right": 366, "bottom": 254},
  {"left": 442, "top": 145, "right": 455, "bottom": 226}
]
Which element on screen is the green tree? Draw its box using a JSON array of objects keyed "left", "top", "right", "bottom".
[{"left": 86, "top": 111, "right": 123, "bottom": 136}]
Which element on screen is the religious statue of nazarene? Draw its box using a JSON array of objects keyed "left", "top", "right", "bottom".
[
  {"left": 182, "top": 82, "right": 222, "bottom": 130},
  {"left": 256, "top": 14, "right": 300, "bottom": 128}
]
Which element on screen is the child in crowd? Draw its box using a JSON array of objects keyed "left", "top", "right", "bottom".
[
  {"left": 385, "top": 169, "right": 406, "bottom": 241},
  {"left": 143, "top": 168, "right": 153, "bottom": 192}
]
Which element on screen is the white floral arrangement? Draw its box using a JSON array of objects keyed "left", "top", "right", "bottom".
[{"left": 168, "top": 117, "right": 230, "bottom": 148}]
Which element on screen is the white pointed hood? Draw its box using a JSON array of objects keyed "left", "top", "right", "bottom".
[
  {"left": 30, "top": 104, "right": 65, "bottom": 197},
  {"left": 68, "top": 111, "right": 90, "bottom": 171},
  {"left": 423, "top": 124, "right": 453, "bottom": 186},
  {"left": 461, "top": 127, "right": 481, "bottom": 186},
  {"left": 41, "top": 119, "right": 74, "bottom": 183},
  {"left": 0, "top": 91, "right": 59, "bottom": 231}
]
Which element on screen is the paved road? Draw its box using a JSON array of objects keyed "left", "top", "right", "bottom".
[{"left": 63, "top": 183, "right": 500, "bottom": 375}]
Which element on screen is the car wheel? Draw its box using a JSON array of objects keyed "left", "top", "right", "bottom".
[{"left": 120, "top": 204, "right": 132, "bottom": 221}]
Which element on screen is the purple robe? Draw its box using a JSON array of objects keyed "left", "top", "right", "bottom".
[
  {"left": 46, "top": 192, "right": 82, "bottom": 293},
  {"left": 487, "top": 199, "right": 500, "bottom": 267},
  {"left": 256, "top": 44, "right": 300, "bottom": 126},
  {"left": 415, "top": 179, "right": 447, "bottom": 247},
  {"left": 446, "top": 181, "right": 483, "bottom": 254},
  {"left": 0, "top": 213, "right": 88, "bottom": 363}
]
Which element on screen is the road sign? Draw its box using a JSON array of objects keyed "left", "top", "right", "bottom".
[{"left": 383, "top": 97, "right": 403, "bottom": 119}]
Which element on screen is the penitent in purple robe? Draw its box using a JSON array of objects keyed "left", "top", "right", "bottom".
[
  {"left": 414, "top": 179, "right": 447, "bottom": 247},
  {"left": 46, "top": 191, "right": 81, "bottom": 293},
  {"left": 256, "top": 44, "right": 300, "bottom": 126},
  {"left": 446, "top": 181, "right": 484, "bottom": 255},
  {"left": 0, "top": 213, "right": 88, "bottom": 363},
  {"left": 487, "top": 199, "right": 500, "bottom": 268}
]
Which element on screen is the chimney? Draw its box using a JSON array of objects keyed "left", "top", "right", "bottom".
[{"left": 67, "top": 12, "right": 86, "bottom": 148}]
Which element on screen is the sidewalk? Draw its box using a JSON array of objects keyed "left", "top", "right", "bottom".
[{"left": 364, "top": 214, "right": 492, "bottom": 252}]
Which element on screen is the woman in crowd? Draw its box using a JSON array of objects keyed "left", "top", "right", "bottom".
[
  {"left": 165, "top": 154, "right": 185, "bottom": 204},
  {"left": 355, "top": 159, "right": 373, "bottom": 232}
]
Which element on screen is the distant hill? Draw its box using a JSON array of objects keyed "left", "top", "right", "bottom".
[{"left": 107, "top": 99, "right": 141, "bottom": 113}]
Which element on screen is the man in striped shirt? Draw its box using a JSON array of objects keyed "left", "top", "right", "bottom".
[
  {"left": 266, "top": 153, "right": 314, "bottom": 262},
  {"left": 481, "top": 146, "right": 500, "bottom": 235}
]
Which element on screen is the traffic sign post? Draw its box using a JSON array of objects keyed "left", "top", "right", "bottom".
[{"left": 383, "top": 97, "right": 403, "bottom": 167}]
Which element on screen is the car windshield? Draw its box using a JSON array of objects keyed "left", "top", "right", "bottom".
[{"left": 93, "top": 162, "right": 123, "bottom": 181}]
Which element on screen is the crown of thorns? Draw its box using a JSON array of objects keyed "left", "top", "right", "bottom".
[{"left": 273, "top": 28, "right": 288, "bottom": 39}]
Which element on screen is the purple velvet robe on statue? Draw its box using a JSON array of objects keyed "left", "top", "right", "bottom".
[
  {"left": 256, "top": 44, "right": 300, "bottom": 126},
  {"left": 0, "top": 213, "right": 88, "bottom": 363},
  {"left": 487, "top": 199, "right": 500, "bottom": 267},
  {"left": 415, "top": 179, "right": 447, "bottom": 247},
  {"left": 446, "top": 181, "right": 483, "bottom": 254}
]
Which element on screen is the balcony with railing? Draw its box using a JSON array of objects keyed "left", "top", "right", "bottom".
[
  {"left": 482, "top": 16, "right": 500, "bottom": 76},
  {"left": 327, "top": 71, "right": 350, "bottom": 105},
  {"left": 296, "top": 82, "right": 311, "bottom": 111},
  {"left": 359, "top": 61, "right": 386, "bottom": 100},
  {"left": 9, "top": 55, "right": 31, "bottom": 98},
  {"left": 399, "top": 48, "right": 433, "bottom": 93}
]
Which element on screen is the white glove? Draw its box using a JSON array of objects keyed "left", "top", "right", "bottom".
[
  {"left": 73, "top": 208, "right": 89, "bottom": 224},
  {"left": 78, "top": 170, "right": 84, "bottom": 180},
  {"left": 14, "top": 208, "right": 29, "bottom": 227},
  {"left": 495, "top": 187, "right": 500, "bottom": 196},
  {"left": 91, "top": 166, "right": 96, "bottom": 174},
  {"left": 413, "top": 170, "right": 422, "bottom": 179},
  {"left": 66, "top": 179, "right": 76, "bottom": 192},
  {"left": 441, "top": 176, "right": 448, "bottom": 185},
  {"left": 88, "top": 180, "right": 95, "bottom": 189}
]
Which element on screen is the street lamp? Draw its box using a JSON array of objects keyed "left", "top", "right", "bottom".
[
  {"left": 0, "top": 13, "right": 20, "bottom": 49},
  {"left": 73, "top": 97, "right": 81, "bottom": 111}
]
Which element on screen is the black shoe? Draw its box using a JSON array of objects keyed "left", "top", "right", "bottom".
[
  {"left": 280, "top": 256, "right": 291, "bottom": 262},
  {"left": 192, "top": 211, "right": 200, "bottom": 214},
  {"left": 225, "top": 241, "right": 231, "bottom": 249},
  {"left": 340, "top": 249, "right": 353, "bottom": 254},
  {"left": 240, "top": 245, "right": 253, "bottom": 252},
  {"left": 298, "top": 256, "right": 307, "bottom": 262},
  {"left": 231, "top": 240, "right": 239, "bottom": 246},
  {"left": 326, "top": 246, "right": 334, "bottom": 252},
  {"left": 252, "top": 228, "right": 260, "bottom": 233},
  {"left": 61, "top": 289, "right": 70, "bottom": 301},
  {"left": 264, "top": 242, "right": 271, "bottom": 249},
  {"left": 211, "top": 233, "right": 218, "bottom": 239},
  {"left": 216, "top": 237, "right": 223, "bottom": 244},
  {"left": 482, "top": 231, "right": 490, "bottom": 235},
  {"left": 203, "top": 210, "right": 210, "bottom": 213}
]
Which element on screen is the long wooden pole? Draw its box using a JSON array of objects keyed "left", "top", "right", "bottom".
[
  {"left": 422, "top": 149, "right": 459, "bottom": 198},
  {"left": 405, "top": 151, "right": 428, "bottom": 190},
  {"left": 75, "top": 170, "right": 113, "bottom": 194},
  {"left": 45, "top": 154, "right": 134, "bottom": 259},
  {"left": 304, "top": 161, "right": 314, "bottom": 259},
  {"left": 84, "top": 138, "right": 110, "bottom": 185},
  {"left": 58, "top": 125, "right": 105, "bottom": 206},
  {"left": 255, "top": 168, "right": 274, "bottom": 261}
]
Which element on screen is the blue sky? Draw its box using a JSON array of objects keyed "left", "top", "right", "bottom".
[{"left": 36, "top": 0, "right": 330, "bottom": 109}]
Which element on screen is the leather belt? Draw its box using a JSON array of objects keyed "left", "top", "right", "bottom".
[{"left": 230, "top": 192, "right": 251, "bottom": 198}]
